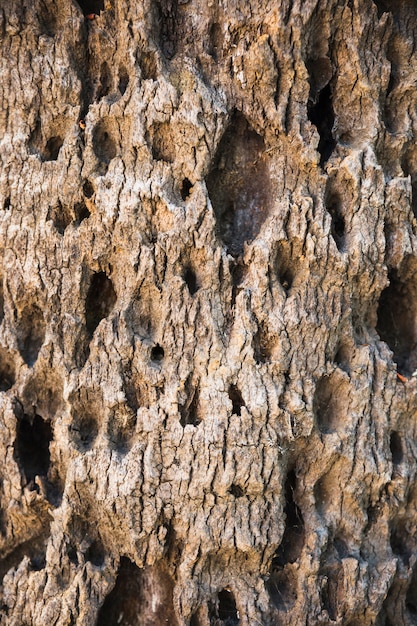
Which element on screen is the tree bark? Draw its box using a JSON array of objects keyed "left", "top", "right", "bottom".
[{"left": 0, "top": 0, "right": 416, "bottom": 624}]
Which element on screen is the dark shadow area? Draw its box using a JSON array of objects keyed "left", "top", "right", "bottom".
[
  {"left": 0, "top": 532, "right": 49, "bottom": 580},
  {"left": 17, "top": 304, "right": 46, "bottom": 366},
  {"left": 208, "top": 589, "right": 239, "bottom": 625},
  {"left": 206, "top": 111, "right": 271, "bottom": 257},
  {"left": 272, "top": 470, "right": 305, "bottom": 568},
  {"left": 47, "top": 201, "right": 72, "bottom": 234},
  {"left": 181, "top": 178, "right": 193, "bottom": 200},
  {"left": 154, "top": 0, "right": 178, "bottom": 59},
  {"left": 118, "top": 66, "right": 129, "bottom": 95},
  {"left": 253, "top": 322, "right": 277, "bottom": 364},
  {"left": 75, "top": 0, "right": 104, "bottom": 15},
  {"left": 207, "top": 22, "right": 223, "bottom": 61},
  {"left": 96, "top": 557, "right": 143, "bottom": 626},
  {"left": 313, "top": 374, "right": 345, "bottom": 434},
  {"left": 147, "top": 122, "right": 176, "bottom": 163},
  {"left": 376, "top": 257, "right": 417, "bottom": 376},
  {"left": 228, "top": 385, "right": 244, "bottom": 416},
  {"left": 229, "top": 484, "right": 244, "bottom": 498},
  {"left": 14, "top": 413, "right": 52, "bottom": 484},
  {"left": 75, "top": 201, "right": 91, "bottom": 224},
  {"left": 92, "top": 120, "right": 117, "bottom": 169},
  {"left": 150, "top": 344, "right": 164, "bottom": 362},
  {"left": 183, "top": 267, "right": 199, "bottom": 295},
  {"left": 406, "top": 565, "right": 417, "bottom": 618},
  {"left": 83, "top": 180, "right": 95, "bottom": 198},
  {"left": 273, "top": 240, "right": 298, "bottom": 295},
  {"left": 96, "top": 62, "right": 112, "bottom": 100},
  {"left": 85, "top": 539, "right": 106, "bottom": 567},
  {"left": 44, "top": 136, "right": 64, "bottom": 161},
  {"left": 137, "top": 49, "right": 158, "bottom": 81},
  {"left": 70, "top": 406, "right": 99, "bottom": 451},
  {"left": 179, "top": 378, "right": 200, "bottom": 427},
  {"left": 265, "top": 568, "right": 297, "bottom": 612},
  {"left": 320, "top": 563, "right": 341, "bottom": 621},
  {"left": 390, "top": 431, "right": 403, "bottom": 465},
  {"left": 308, "top": 83, "right": 336, "bottom": 167},
  {"left": 325, "top": 184, "right": 346, "bottom": 252},
  {"left": 85, "top": 272, "right": 116, "bottom": 337}
]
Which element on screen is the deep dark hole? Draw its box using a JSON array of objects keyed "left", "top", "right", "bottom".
[
  {"left": 313, "top": 375, "right": 337, "bottom": 434},
  {"left": 3, "top": 197, "right": 10, "bottom": 210},
  {"left": 180, "top": 385, "right": 200, "bottom": 427},
  {"left": 30, "top": 552, "right": 46, "bottom": 571},
  {"left": 47, "top": 202, "right": 72, "bottom": 234},
  {"left": 83, "top": 180, "right": 95, "bottom": 198},
  {"left": 85, "top": 540, "right": 105, "bottom": 566},
  {"left": 334, "top": 536, "right": 349, "bottom": 559},
  {"left": 190, "top": 613, "right": 201, "bottom": 626},
  {"left": 228, "top": 385, "right": 244, "bottom": 416},
  {"left": 208, "top": 22, "right": 222, "bottom": 61},
  {"left": 326, "top": 195, "right": 346, "bottom": 251},
  {"left": 265, "top": 570, "right": 295, "bottom": 612},
  {"left": 390, "top": 431, "right": 403, "bottom": 465},
  {"left": 118, "top": 66, "right": 129, "bottom": 95},
  {"left": 44, "top": 136, "right": 64, "bottom": 161},
  {"left": 217, "top": 589, "right": 239, "bottom": 624},
  {"left": 390, "top": 526, "right": 411, "bottom": 565},
  {"left": 151, "top": 344, "right": 164, "bottom": 362},
  {"left": 181, "top": 178, "right": 193, "bottom": 200},
  {"left": 15, "top": 414, "right": 52, "bottom": 483},
  {"left": 376, "top": 269, "right": 414, "bottom": 375},
  {"left": 272, "top": 470, "right": 304, "bottom": 567},
  {"left": 307, "top": 83, "right": 336, "bottom": 167},
  {"left": 278, "top": 269, "right": 293, "bottom": 293},
  {"left": 85, "top": 272, "right": 116, "bottom": 337},
  {"left": 184, "top": 267, "right": 199, "bottom": 295},
  {"left": 96, "top": 557, "right": 143, "bottom": 626},
  {"left": 75, "top": 201, "right": 90, "bottom": 224},
  {"left": 321, "top": 573, "right": 338, "bottom": 621},
  {"left": 68, "top": 545, "right": 78, "bottom": 564},
  {"left": 75, "top": 0, "right": 104, "bottom": 15},
  {"left": 229, "top": 484, "right": 244, "bottom": 498}
]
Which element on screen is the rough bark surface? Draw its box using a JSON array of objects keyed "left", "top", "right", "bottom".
[{"left": 1, "top": 0, "right": 417, "bottom": 624}]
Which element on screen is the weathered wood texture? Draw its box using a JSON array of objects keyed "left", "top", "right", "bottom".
[{"left": 0, "top": 0, "right": 417, "bottom": 624}]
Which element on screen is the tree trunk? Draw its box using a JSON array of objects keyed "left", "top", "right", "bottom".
[{"left": 0, "top": 0, "right": 416, "bottom": 624}]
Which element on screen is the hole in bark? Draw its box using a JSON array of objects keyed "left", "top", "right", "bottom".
[
  {"left": 96, "top": 62, "right": 112, "bottom": 101},
  {"left": 229, "top": 484, "right": 244, "bottom": 498},
  {"left": 320, "top": 564, "right": 341, "bottom": 621},
  {"left": 0, "top": 348, "right": 16, "bottom": 391},
  {"left": 180, "top": 382, "right": 200, "bottom": 427},
  {"left": 85, "top": 272, "right": 116, "bottom": 337},
  {"left": 75, "top": 0, "right": 104, "bottom": 15},
  {"left": 228, "top": 385, "right": 244, "bottom": 416},
  {"left": 17, "top": 304, "right": 46, "bottom": 366},
  {"left": 14, "top": 413, "right": 52, "bottom": 484},
  {"left": 151, "top": 344, "right": 164, "bottom": 362},
  {"left": 47, "top": 201, "right": 72, "bottom": 234},
  {"left": 68, "top": 544, "right": 78, "bottom": 564},
  {"left": 148, "top": 122, "right": 176, "bottom": 163},
  {"left": 92, "top": 120, "right": 117, "bottom": 166},
  {"left": 190, "top": 613, "right": 201, "bottom": 626},
  {"left": 154, "top": 0, "right": 178, "bottom": 59},
  {"left": 70, "top": 407, "right": 99, "bottom": 450},
  {"left": 214, "top": 589, "right": 239, "bottom": 624},
  {"left": 75, "top": 201, "right": 90, "bottom": 224},
  {"left": 266, "top": 569, "right": 296, "bottom": 612},
  {"left": 138, "top": 50, "right": 158, "bottom": 81},
  {"left": 208, "top": 22, "right": 223, "bottom": 61},
  {"left": 181, "top": 178, "right": 193, "bottom": 200},
  {"left": 325, "top": 189, "right": 346, "bottom": 252},
  {"left": 273, "top": 241, "right": 297, "bottom": 294},
  {"left": 272, "top": 470, "right": 305, "bottom": 567},
  {"left": 313, "top": 374, "right": 344, "bottom": 434},
  {"left": 253, "top": 322, "right": 277, "bottom": 364},
  {"left": 83, "top": 180, "right": 95, "bottom": 198},
  {"left": 376, "top": 259, "right": 417, "bottom": 376},
  {"left": 308, "top": 83, "right": 336, "bottom": 167},
  {"left": 333, "top": 342, "right": 351, "bottom": 372},
  {"left": 390, "top": 521, "right": 412, "bottom": 565},
  {"left": 85, "top": 540, "right": 105, "bottom": 566},
  {"left": 30, "top": 551, "right": 46, "bottom": 571},
  {"left": 206, "top": 111, "right": 271, "bottom": 257},
  {"left": 44, "top": 136, "right": 64, "bottom": 161},
  {"left": 183, "top": 267, "right": 199, "bottom": 295},
  {"left": 3, "top": 197, "right": 10, "bottom": 210},
  {"left": 96, "top": 557, "right": 143, "bottom": 626},
  {"left": 390, "top": 431, "right": 403, "bottom": 464},
  {"left": 118, "top": 66, "right": 129, "bottom": 95}
]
